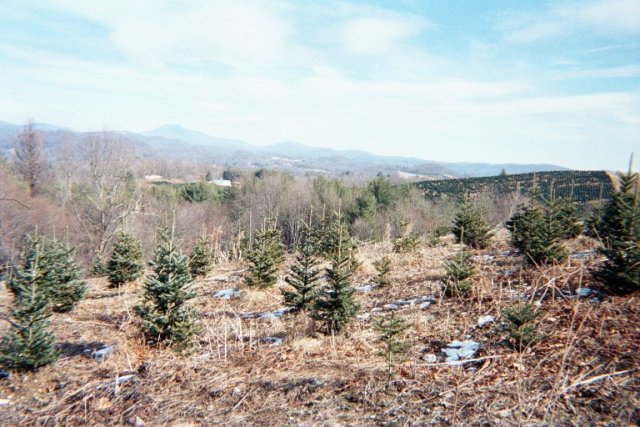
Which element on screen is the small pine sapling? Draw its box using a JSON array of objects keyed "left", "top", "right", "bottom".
[
  {"left": 1, "top": 245, "right": 58, "bottom": 371},
  {"left": 313, "top": 215, "right": 360, "bottom": 334},
  {"left": 189, "top": 236, "right": 213, "bottom": 278},
  {"left": 393, "top": 220, "right": 421, "bottom": 253},
  {"left": 443, "top": 251, "right": 475, "bottom": 297},
  {"left": 373, "top": 256, "right": 392, "bottom": 287},
  {"left": 374, "top": 313, "right": 411, "bottom": 381},
  {"left": 245, "top": 220, "right": 286, "bottom": 288},
  {"left": 107, "top": 231, "right": 144, "bottom": 287},
  {"left": 501, "top": 303, "right": 541, "bottom": 351},
  {"left": 134, "top": 230, "right": 198, "bottom": 352},
  {"left": 283, "top": 238, "right": 321, "bottom": 311},
  {"left": 452, "top": 200, "right": 493, "bottom": 249}
]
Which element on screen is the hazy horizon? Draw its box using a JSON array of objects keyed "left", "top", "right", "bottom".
[{"left": 1, "top": 0, "right": 638, "bottom": 170}]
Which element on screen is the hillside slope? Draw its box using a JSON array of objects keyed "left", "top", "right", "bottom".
[{"left": 415, "top": 170, "right": 615, "bottom": 204}]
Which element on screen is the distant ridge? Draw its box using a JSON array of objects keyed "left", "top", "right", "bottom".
[{"left": 0, "top": 120, "right": 570, "bottom": 178}]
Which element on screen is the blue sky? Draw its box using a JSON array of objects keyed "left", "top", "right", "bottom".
[{"left": 0, "top": 0, "right": 638, "bottom": 170}]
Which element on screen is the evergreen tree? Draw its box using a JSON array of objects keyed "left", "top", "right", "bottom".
[
  {"left": 374, "top": 313, "right": 411, "bottom": 380},
  {"left": 373, "top": 256, "right": 392, "bottom": 287},
  {"left": 189, "top": 236, "right": 213, "bottom": 278},
  {"left": 502, "top": 303, "right": 541, "bottom": 351},
  {"left": 393, "top": 220, "right": 421, "bottom": 253},
  {"left": 506, "top": 190, "right": 572, "bottom": 264},
  {"left": 443, "top": 251, "right": 475, "bottom": 297},
  {"left": 282, "top": 237, "right": 321, "bottom": 311},
  {"left": 313, "top": 216, "right": 360, "bottom": 334},
  {"left": 245, "top": 220, "right": 286, "bottom": 288},
  {"left": 134, "top": 230, "right": 198, "bottom": 352},
  {"left": 452, "top": 201, "right": 493, "bottom": 249},
  {"left": 107, "top": 231, "right": 144, "bottom": 287},
  {"left": 9, "top": 234, "right": 86, "bottom": 313},
  {"left": 1, "top": 245, "right": 57, "bottom": 371},
  {"left": 593, "top": 166, "right": 639, "bottom": 294}
]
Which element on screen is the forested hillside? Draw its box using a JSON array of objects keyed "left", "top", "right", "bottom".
[{"left": 415, "top": 170, "right": 615, "bottom": 204}]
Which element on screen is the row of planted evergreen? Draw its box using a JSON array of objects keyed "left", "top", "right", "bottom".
[
  {"left": 1, "top": 165, "right": 637, "bottom": 372},
  {"left": 0, "top": 228, "right": 216, "bottom": 371}
]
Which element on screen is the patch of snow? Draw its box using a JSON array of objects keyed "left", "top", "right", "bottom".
[
  {"left": 477, "top": 315, "right": 495, "bottom": 327},
  {"left": 442, "top": 341, "right": 480, "bottom": 366},
  {"left": 213, "top": 288, "right": 241, "bottom": 299}
]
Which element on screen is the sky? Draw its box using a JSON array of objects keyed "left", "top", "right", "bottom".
[{"left": 0, "top": 0, "right": 638, "bottom": 170}]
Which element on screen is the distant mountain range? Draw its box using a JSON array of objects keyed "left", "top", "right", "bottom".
[{"left": 0, "top": 121, "right": 569, "bottom": 179}]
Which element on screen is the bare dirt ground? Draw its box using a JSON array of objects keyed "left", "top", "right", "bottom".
[{"left": 1, "top": 235, "right": 638, "bottom": 426}]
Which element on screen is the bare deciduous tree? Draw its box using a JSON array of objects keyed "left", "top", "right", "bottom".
[
  {"left": 14, "top": 121, "right": 46, "bottom": 196},
  {"left": 69, "top": 131, "right": 140, "bottom": 263}
]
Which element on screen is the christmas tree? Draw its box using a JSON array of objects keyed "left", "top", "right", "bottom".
[
  {"left": 443, "top": 251, "right": 475, "bottom": 297},
  {"left": 374, "top": 313, "right": 411, "bottom": 380},
  {"left": 9, "top": 234, "right": 86, "bottom": 313},
  {"left": 245, "top": 220, "right": 286, "bottom": 288},
  {"left": 593, "top": 163, "right": 639, "bottom": 294},
  {"left": 506, "top": 188, "right": 572, "bottom": 265},
  {"left": 189, "top": 236, "right": 213, "bottom": 278},
  {"left": 282, "top": 234, "right": 321, "bottom": 311},
  {"left": 373, "top": 256, "right": 392, "bottom": 287},
  {"left": 313, "top": 215, "right": 360, "bottom": 334},
  {"left": 134, "top": 230, "right": 198, "bottom": 352},
  {"left": 393, "top": 219, "right": 421, "bottom": 253},
  {"left": 452, "top": 200, "right": 492, "bottom": 249},
  {"left": 1, "top": 244, "right": 58, "bottom": 371},
  {"left": 107, "top": 231, "right": 144, "bottom": 287}
]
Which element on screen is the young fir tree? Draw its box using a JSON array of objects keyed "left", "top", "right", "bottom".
[
  {"left": 593, "top": 164, "right": 639, "bottom": 294},
  {"left": 373, "top": 256, "right": 392, "bottom": 287},
  {"left": 282, "top": 236, "right": 321, "bottom": 311},
  {"left": 245, "top": 220, "right": 286, "bottom": 288},
  {"left": 506, "top": 189, "right": 571, "bottom": 265},
  {"left": 443, "top": 251, "right": 475, "bottom": 297},
  {"left": 189, "top": 236, "right": 213, "bottom": 278},
  {"left": 107, "top": 231, "right": 144, "bottom": 287},
  {"left": 374, "top": 313, "right": 411, "bottom": 380},
  {"left": 1, "top": 245, "right": 58, "bottom": 371},
  {"left": 501, "top": 303, "right": 541, "bottom": 351},
  {"left": 452, "top": 200, "right": 493, "bottom": 249},
  {"left": 9, "top": 234, "right": 86, "bottom": 313},
  {"left": 313, "top": 215, "right": 360, "bottom": 334},
  {"left": 393, "top": 220, "right": 421, "bottom": 253},
  {"left": 134, "top": 230, "right": 198, "bottom": 352}
]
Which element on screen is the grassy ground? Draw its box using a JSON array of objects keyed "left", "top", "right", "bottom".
[{"left": 0, "top": 234, "right": 638, "bottom": 426}]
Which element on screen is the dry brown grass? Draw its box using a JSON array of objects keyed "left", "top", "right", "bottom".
[{"left": 1, "top": 238, "right": 638, "bottom": 426}]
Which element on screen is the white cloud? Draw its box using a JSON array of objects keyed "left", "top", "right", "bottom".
[
  {"left": 507, "top": 0, "right": 640, "bottom": 43},
  {"left": 341, "top": 15, "right": 427, "bottom": 55},
  {"left": 49, "top": 0, "right": 292, "bottom": 70}
]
